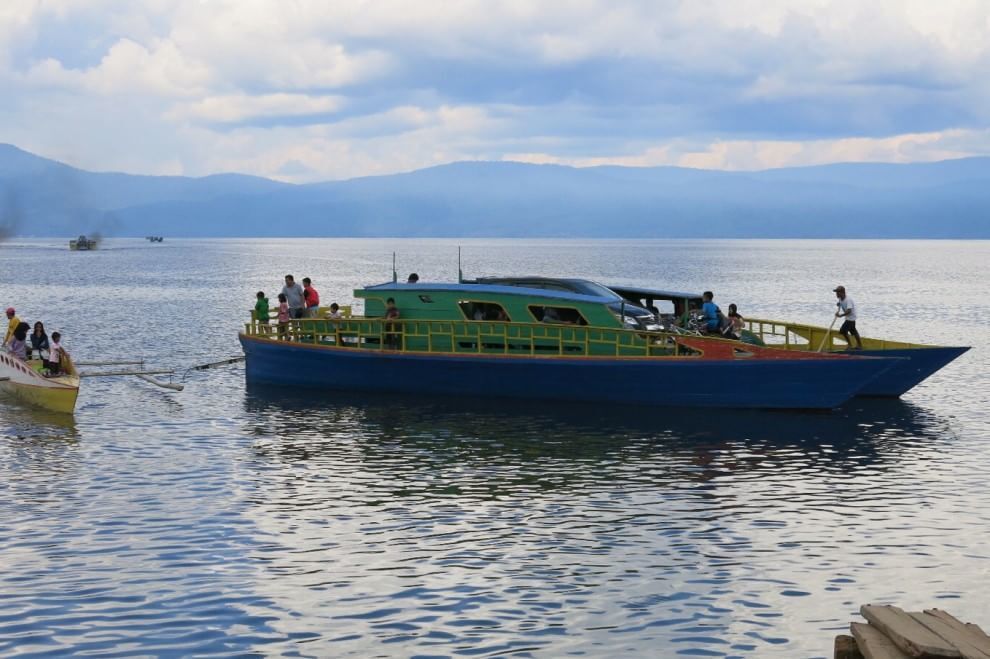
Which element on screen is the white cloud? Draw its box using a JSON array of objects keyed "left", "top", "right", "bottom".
[
  {"left": 167, "top": 93, "right": 346, "bottom": 124},
  {"left": 3, "top": 0, "right": 990, "bottom": 180}
]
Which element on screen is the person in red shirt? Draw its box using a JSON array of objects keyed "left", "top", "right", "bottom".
[{"left": 302, "top": 277, "right": 320, "bottom": 318}]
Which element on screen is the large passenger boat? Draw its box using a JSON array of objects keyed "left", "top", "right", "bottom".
[{"left": 239, "top": 279, "right": 905, "bottom": 410}]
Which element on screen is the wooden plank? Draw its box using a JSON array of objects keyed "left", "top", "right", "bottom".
[
  {"left": 916, "top": 610, "right": 990, "bottom": 658},
  {"left": 836, "top": 633, "right": 865, "bottom": 659},
  {"left": 861, "top": 605, "right": 961, "bottom": 658},
  {"left": 852, "top": 622, "right": 911, "bottom": 659},
  {"left": 925, "top": 611, "right": 990, "bottom": 645}
]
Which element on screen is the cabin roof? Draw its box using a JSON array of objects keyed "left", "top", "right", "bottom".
[
  {"left": 608, "top": 285, "right": 703, "bottom": 301},
  {"left": 360, "top": 281, "right": 619, "bottom": 304}
]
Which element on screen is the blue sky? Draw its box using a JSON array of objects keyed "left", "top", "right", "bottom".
[{"left": 2, "top": 0, "right": 989, "bottom": 182}]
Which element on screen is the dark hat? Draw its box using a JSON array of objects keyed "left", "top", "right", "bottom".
[{"left": 833, "top": 285, "right": 845, "bottom": 293}]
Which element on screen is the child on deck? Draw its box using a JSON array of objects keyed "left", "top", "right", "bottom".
[
  {"left": 47, "top": 331, "right": 67, "bottom": 375},
  {"left": 277, "top": 293, "right": 290, "bottom": 340},
  {"left": 255, "top": 291, "right": 270, "bottom": 334},
  {"left": 327, "top": 302, "right": 342, "bottom": 320}
]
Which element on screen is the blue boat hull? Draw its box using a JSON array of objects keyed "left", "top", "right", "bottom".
[
  {"left": 239, "top": 335, "right": 899, "bottom": 410},
  {"left": 846, "top": 346, "right": 970, "bottom": 397}
]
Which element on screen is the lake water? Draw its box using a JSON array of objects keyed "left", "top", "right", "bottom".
[{"left": 1, "top": 238, "right": 987, "bottom": 658}]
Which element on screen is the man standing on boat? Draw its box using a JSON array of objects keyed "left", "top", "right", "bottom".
[
  {"left": 282, "top": 275, "right": 306, "bottom": 319},
  {"left": 833, "top": 285, "right": 863, "bottom": 349}
]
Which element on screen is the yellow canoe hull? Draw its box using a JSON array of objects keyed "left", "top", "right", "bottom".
[{"left": 0, "top": 354, "right": 80, "bottom": 414}]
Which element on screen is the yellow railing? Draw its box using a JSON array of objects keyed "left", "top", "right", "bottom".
[
  {"left": 744, "top": 317, "right": 924, "bottom": 351},
  {"left": 250, "top": 304, "right": 352, "bottom": 323},
  {"left": 242, "top": 316, "right": 705, "bottom": 359}
]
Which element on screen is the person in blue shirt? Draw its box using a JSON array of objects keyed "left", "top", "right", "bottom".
[{"left": 701, "top": 291, "right": 721, "bottom": 333}]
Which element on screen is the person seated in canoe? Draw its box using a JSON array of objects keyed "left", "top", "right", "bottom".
[
  {"left": 701, "top": 291, "right": 721, "bottom": 333},
  {"left": 407, "top": 273, "right": 419, "bottom": 284},
  {"left": 5, "top": 322, "right": 30, "bottom": 361},
  {"left": 46, "top": 331, "right": 67, "bottom": 375},
  {"left": 4, "top": 307, "right": 21, "bottom": 345},
  {"left": 28, "top": 321, "right": 50, "bottom": 360}
]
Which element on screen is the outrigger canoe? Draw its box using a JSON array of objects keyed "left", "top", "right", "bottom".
[{"left": 0, "top": 353, "right": 79, "bottom": 414}]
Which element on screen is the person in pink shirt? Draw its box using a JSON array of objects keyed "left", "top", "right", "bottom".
[{"left": 277, "top": 293, "right": 290, "bottom": 340}]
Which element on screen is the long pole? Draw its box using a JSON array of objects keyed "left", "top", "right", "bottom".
[{"left": 817, "top": 314, "right": 839, "bottom": 352}]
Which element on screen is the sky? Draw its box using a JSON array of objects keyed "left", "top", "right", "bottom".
[{"left": 2, "top": 0, "right": 990, "bottom": 183}]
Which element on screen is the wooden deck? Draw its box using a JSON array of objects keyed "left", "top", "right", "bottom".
[{"left": 835, "top": 605, "right": 990, "bottom": 659}]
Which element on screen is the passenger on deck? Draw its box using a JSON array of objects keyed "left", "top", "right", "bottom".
[
  {"left": 5, "top": 307, "right": 20, "bottom": 345},
  {"left": 29, "top": 321, "right": 50, "bottom": 360},
  {"left": 303, "top": 277, "right": 320, "bottom": 317},
  {"left": 281, "top": 275, "right": 306, "bottom": 319},
  {"left": 255, "top": 292, "right": 270, "bottom": 333},
  {"left": 834, "top": 285, "right": 863, "bottom": 350},
  {"left": 407, "top": 273, "right": 419, "bottom": 284},
  {"left": 7, "top": 322, "right": 29, "bottom": 360},
  {"left": 327, "top": 302, "right": 342, "bottom": 319},
  {"left": 384, "top": 298, "right": 401, "bottom": 348},
  {"left": 701, "top": 292, "right": 721, "bottom": 333},
  {"left": 724, "top": 304, "right": 745, "bottom": 339},
  {"left": 277, "top": 293, "right": 290, "bottom": 340},
  {"left": 46, "top": 331, "right": 67, "bottom": 375},
  {"left": 385, "top": 298, "right": 400, "bottom": 320}
]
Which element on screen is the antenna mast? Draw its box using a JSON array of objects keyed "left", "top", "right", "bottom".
[
  {"left": 458, "top": 246, "right": 463, "bottom": 283},
  {"left": 392, "top": 252, "right": 397, "bottom": 283}
]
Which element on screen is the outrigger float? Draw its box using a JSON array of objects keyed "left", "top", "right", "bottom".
[
  {"left": 239, "top": 278, "right": 918, "bottom": 410},
  {"left": 0, "top": 356, "right": 184, "bottom": 415}
]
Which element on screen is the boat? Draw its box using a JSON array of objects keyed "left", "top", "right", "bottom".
[
  {"left": 146, "top": 236, "right": 164, "bottom": 243},
  {"left": 0, "top": 353, "right": 80, "bottom": 414},
  {"left": 607, "top": 283, "right": 970, "bottom": 397},
  {"left": 69, "top": 235, "right": 98, "bottom": 250},
  {"left": 239, "top": 279, "right": 904, "bottom": 409}
]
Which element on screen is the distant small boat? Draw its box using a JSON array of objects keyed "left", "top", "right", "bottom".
[
  {"left": 69, "top": 235, "right": 98, "bottom": 250},
  {"left": 0, "top": 353, "right": 80, "bottom": 414},
  {"left": 146, "top": 236, "right": 164, "bottom": 243}
]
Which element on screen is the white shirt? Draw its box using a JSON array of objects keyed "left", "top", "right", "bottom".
[{"left": 838, "top": 297, "right": 857, "bottom": 322}]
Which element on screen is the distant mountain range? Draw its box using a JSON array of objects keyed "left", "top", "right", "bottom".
[{"left": 1, "top": 143, "right": 988, "bottom": 238}]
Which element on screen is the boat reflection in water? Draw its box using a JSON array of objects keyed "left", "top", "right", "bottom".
[{"left": 242, "top": 384, "right": 954, "bottom": 493}]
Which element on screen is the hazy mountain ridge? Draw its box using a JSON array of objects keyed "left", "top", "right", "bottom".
[{"left": 1, "top": 143, "right": 988, "bottom": 238}]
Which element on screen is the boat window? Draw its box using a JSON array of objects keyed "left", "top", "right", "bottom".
[
  {"left": 458, "top": 301, "right": 510, "bottom": 321},
  {"left": 418, "top": 295, "right": 434, "bottom": 303},
  {"left": 528, "top": 305, "right": 588, "bottom": 325}
]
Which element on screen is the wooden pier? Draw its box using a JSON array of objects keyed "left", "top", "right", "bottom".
[{"left": 835, "top": 605, "right": 990, "bottom": 659}]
